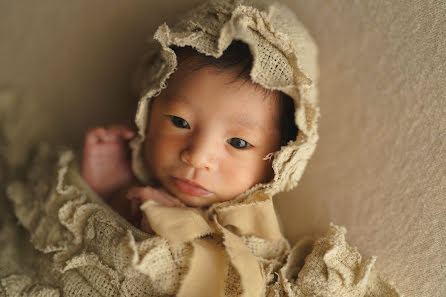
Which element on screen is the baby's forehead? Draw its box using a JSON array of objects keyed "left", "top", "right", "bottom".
[
  {"left": 153, "top": 60, "right": 281, "bottom": 127},
  {"left": 166, "top": 63, "right": 279, "bottom": 100},
  {"left": 162, "top": 74, "right": 279, "bottom": 114}
]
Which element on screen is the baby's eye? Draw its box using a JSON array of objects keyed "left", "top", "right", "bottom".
[
  {"left": 227, "top": 138, "right": 251, "bottom": 149},
  {"left": 168, "top": 115, "right": 190, "bottom": 129}
]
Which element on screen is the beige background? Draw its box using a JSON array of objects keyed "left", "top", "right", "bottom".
[{"left": 0, "top": 1, "right": 444, "bottom": 296}]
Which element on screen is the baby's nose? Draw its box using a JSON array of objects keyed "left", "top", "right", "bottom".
[{"left": 180, "top": 136, "right": 217, "bottom": 171}]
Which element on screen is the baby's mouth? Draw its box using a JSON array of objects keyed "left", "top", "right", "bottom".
[{"left": 170, "top": 177, "right": 213, "bottom": 197}]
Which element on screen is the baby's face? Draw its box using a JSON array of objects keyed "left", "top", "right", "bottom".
[{"left": 144, "top": 65, "right": 281, "bottom": 207}]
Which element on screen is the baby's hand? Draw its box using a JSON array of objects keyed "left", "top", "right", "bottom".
[
  {"left": 126, "top": 186, "right": 184, "bottom": 233},
  {"left": 82, "top": 125, "right": 136, "bottom": 199}
]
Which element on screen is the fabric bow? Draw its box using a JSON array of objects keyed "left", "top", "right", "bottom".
[{"left": 140, "top": 193, "right": 283, "bottom": 297}]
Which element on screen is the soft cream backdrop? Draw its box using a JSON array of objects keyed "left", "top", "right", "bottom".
[{"left": 0, "top": 1, "right": 444, "bottom": 296}]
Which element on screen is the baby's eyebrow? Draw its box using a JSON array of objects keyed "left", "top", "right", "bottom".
[
  {"left": 164, "top": 93, "right": 192, "bottom": 107},
  {"left": 229, "top": 115, "right": 262, "bottom": 131}
]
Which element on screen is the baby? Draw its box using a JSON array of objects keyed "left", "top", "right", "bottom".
[{"left": 81, "top": 41, "right": 298, "bottom": 231}]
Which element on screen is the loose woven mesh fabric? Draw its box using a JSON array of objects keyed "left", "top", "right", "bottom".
[{"left": 0, "top": 0, "right": 402, "bottom": 296}]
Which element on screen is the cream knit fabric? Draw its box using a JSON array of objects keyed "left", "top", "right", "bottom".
[{"left": 0, "top": 0, "right": 401, "bottom": 296}]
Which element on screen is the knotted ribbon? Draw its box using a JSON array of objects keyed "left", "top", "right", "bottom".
[{"left": 140, "top": 193, "right": 283, "bottom": 297}]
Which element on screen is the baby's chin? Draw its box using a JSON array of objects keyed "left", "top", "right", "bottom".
[{"left": 165, "top": 185, "right": 220, "bottom": 207}]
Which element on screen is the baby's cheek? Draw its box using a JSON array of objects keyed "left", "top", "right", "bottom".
[
  {"left": 220, "top": 159, "right": 261, "bottom": 194},
  {"left": 145, "top": 135, "right": 180, "bottom": 174},
  {"left": 240, "top": 156, "right": 274, "bottom": 186}
]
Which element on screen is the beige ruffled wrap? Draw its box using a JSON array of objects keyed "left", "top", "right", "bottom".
[{"left": 0, "top": 0, "right": 401, "bottom": 296}]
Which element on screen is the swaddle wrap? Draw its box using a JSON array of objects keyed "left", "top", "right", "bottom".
[
  {"left": 129, "top": 1, "right": 320, "bottom": 295},
  {"left": 0, "top": 0, "right": 401, "bottom": 296}
]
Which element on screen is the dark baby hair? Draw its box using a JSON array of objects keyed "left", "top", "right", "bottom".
[{"left": 171, "top": 40, "right": 299, "bottom": 146}]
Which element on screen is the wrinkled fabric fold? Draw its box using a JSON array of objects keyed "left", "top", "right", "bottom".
[
  {"left": 177, "top": 239, "right": 228, "bottom": 297},
  {"left": 142, "top": 199, "right": 281, "bottom": 297}
]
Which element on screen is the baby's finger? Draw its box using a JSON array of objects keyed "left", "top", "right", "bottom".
[
  {"left": 143, "top": 188, "right": 179, "bottom": 207},
  {"left": 143, "top": 188, "right": 183, "bottom": 206},
  {"left": 130, "top": 198, "right": 141, "bottom": 217},
  {"left": 108, "top": 125, "right": 136, "bottom": 140},
  {"left": 85, "top": 127, "right": 107, "bottom": 145},
  {"left": 127, "top": 187, "right": 179, "bottom": 207},
  {"left": 159, "top": 189, "right": 185, "bottom": 206},
  {"left": 126, "top": 187, "right": 165, "bottom": 205},
  {"left": 126, "top": 187, "right": 143, "bottom": 201}
]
